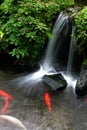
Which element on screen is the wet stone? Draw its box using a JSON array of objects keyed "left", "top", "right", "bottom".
[
  {"left": 42, "top": 74, "right": 67, "bottom": 90},
  {"left": 75, "top": 69, "right": 87, "bottom": 96}
]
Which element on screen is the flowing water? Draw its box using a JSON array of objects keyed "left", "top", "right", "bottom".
[
  {"left": 7, "top": 12, "right": 73, "bottom": 93},
  {"left": 67, "top": 26, "right": 76, "bottom": 74},
  {"left": 1, "top": 12, "right": 68, "bottom": 94},
  {"left": 42, "top": 12, "right": 68, "bottom": 71},
  {"left": 10, "top": 12, "right": 77, "bottom": 92},
  {"left": 0, "top": 71, "right": 87, "bottom": 130},
  {"left": 61, "top": 26, "right": 77, "bottom": 90}
]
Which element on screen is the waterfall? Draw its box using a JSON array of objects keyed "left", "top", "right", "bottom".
[
  {"left": 41, "top": 12, "right": 68, "bottom": 73},
  {"left": 67, "top": 26, "right": 76, "bottom": 74},
  {"left": 61, "top": 26, "right": 77, "bottom": 90},
  {"left": 10, "top": 12, "right": 81, "bottom": 93}
]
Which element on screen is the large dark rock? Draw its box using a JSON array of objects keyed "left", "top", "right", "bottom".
[
  {"left": 75, "top": 67, "right": 87, "bottom": 96},
  {"left": 42, "top": 73, "right": 67, "bottom": 91}
]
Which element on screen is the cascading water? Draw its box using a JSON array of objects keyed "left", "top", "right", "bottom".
[
  {"left": 10, "top": 12, "right": 79, "bottom": 93},
  {"left": 42, "top": 12, "right": 68, "bottom": 72},
  {"left": 61, "top": 26, "right": 78, "bottom": 90},
  {"left": 67, "top": 26, "right": 76, "bottom": 74}
]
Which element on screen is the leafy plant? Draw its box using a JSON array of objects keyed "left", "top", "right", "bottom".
[
  {"left": 0, "top": 0, "right": 74, "bottom": 62},
  {"left": 83, "top": 59, "right": 87, "bottom": 65},
  {"left": 75, "top": 7, "right": 87, "bottom": 54},
  {"left": 0, "top": 31, "right": 4, "bottom": 39}
]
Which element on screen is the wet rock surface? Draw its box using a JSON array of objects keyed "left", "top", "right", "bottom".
[
  {"left": 0, "top": 69, "right": 87, "bottom": 130},
  {"left": 75, "top": 65, "right": 87, "bottom": 96},
  {"left": 42, "top": 74, "right": 67, "bottom": 90}
]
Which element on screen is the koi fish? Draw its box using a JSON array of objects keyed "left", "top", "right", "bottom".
[
  {"left": 2, "top": 100, "right": 9, "bottom": 114},
  {"left": 0, "top": 115, "right": 27, "bottom": 130},
  {"left": 0, "top": 90, "right": 14, "bottom": 114},
  {"left": 0, "top": 90, "right": 14, "bottom": 101},
  {"left": 43, "top": 92, "right": 52, "bottom": 111}
]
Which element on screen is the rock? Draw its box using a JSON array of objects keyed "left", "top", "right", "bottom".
[
  {"left": 42, "top": 74, "right": 67, "bottom": 91},
  {"left": 75, "top": 68, "right": 87, "bottom": 96}
]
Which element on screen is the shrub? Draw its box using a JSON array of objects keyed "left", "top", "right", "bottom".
[
  {"left": 0, "top": 0, "right": 74, "bottom": 62},
  {"left": 75, "top": 7, "right": 87, "bottom": 54}
]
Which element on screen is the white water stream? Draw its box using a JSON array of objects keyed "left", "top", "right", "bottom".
[{"left": 11, "top": 12, "right": 78, "bottom": 93}]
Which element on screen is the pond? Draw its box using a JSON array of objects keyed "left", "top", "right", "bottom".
[{"left": 0, "top": 63, "right": 87, "bottom": 130}]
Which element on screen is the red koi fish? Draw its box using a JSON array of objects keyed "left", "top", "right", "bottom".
[
  {"left": 2, "top": 100, "right": 9, "bottom": 114},
  {"left": 0, "top": 90, "right": 14, "bottom": 114},
  {"left": 0, "top": 90, "right": 14, "bottom": 101},
  {"left": 43, "top": 92, "right": 52, "bottom": 111}
]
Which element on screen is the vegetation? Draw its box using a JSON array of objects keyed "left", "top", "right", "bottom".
[
  {"left": 75, "top": 7, "right": 87, "bottom": 54},
  {"left": 0, "top": 0, "right": 74, "bottom": 63}
]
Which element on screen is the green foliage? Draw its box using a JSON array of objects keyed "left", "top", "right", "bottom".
[
  {"left": 83, "top": 59, "right": 87, "bottom": 65},
  {"left": 0, "top": 0, "right": 74, "bottom": 61},
  {"left": 0, "top": 31, "right": 4, "bottom": 39},
  {"left": 55, "top": 0, "right": 74, "bottom": 9},
  {"left": 75, "top": 7, "right": 87, "bottom": 54}
]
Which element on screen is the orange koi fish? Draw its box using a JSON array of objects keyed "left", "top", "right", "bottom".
[
  {"left": 0, "top": 90, "right": 14, "bottom": 114},
  {"left": 43, "top": 92, "right": 52, "bottom": 111},
  {"left": 0, "top": 90, "right": 14, "bottom": 101},
  {"left": 2, "top": 100, "right": 9, "bottom": 114}
]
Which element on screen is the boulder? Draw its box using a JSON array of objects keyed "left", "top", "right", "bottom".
[
  {"left": 75, "top": 68, "right": 87, "bottom": 96},
  {"left": 42, "top": 73, "right": 67, "bottom": 91}
]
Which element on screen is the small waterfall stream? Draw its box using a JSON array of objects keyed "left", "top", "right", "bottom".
[
  {"left": 61, "top": 26, "right": 77, "bottom": 90},
  {"left": 67, "top": 26, "right": 76, "bottom": 74},
  {"left": 42, "top": 12, "right": 68, "bottom": 73},
  {"left": 9, "top": 12, "right": 81, "bottom": 93}
]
